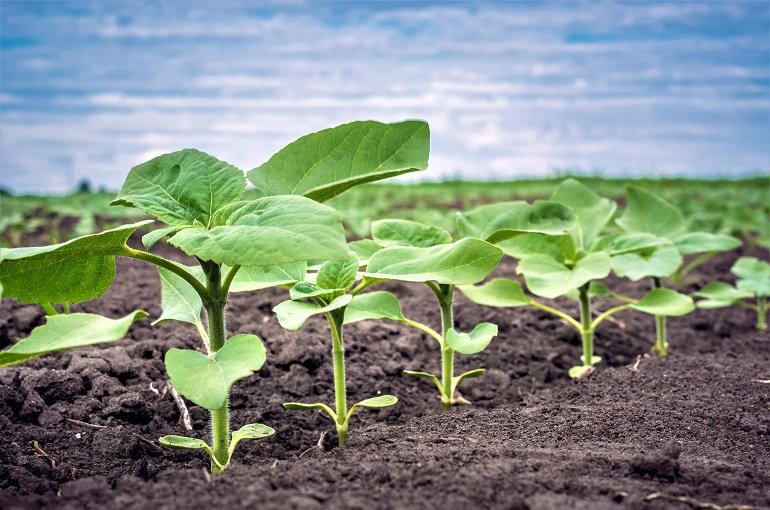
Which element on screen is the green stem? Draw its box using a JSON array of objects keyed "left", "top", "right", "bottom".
[
  {"left": 578, "top": 284, "right": 594, "bottom": 367},
  {"left": 529, "top": 300, "right": 582, "bottom": 331},
  {"left": 758, "top": 296, "right": 768, "bottom": 331},
  {"left": 328, "top": 310, "right": 348, "bottom": 446},
  {"left": 651, "top": 277, "right": 668, "bottom": 358},
  {"left": 433, "top": 283, "right": 455, "bottom": 412},
  {"left": 61, "top": 302, "right": 71, "bottom": 314},
  {"left": 203, "top": 263, "right": 230, "bottom": 473},
  {"left": 123, "top": 247, "right": 209, "bottom": 301},
  {"left": 673, "top": 252, "right": 715, "bottom": 282},
  {"left": 41, "top": 303, "right": 58, "bottom": 316}
]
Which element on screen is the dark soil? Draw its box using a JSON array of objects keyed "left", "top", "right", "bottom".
[{"left": 1, "top": 237, "right": 768, "bottom": 510}]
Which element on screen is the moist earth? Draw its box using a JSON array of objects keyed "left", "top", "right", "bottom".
[{"left": 1, "top": 239, "right": 768, "bottom": 510}]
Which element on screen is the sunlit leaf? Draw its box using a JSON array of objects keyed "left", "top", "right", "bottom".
[
  {"left": 517, "top": 252, "right": 611, "bottom": 299},
  {"left": 458, "top": 278, "right": 531, "bottom": 307},
  {"left": 273, "top": 294, "right": 353, "bottom": 331},
  {"left": 344, "top": 291, "right": 406, "bottom": 324},
  {"left": 611, "top": 246, "right": 682, "bottom": 281},
  {"left": 456, "top": 201, "right": 575, "bottom": 243},
  {"left": 731, "top": 257, "right": 770, "bottom": 297},
  {"left": 550, "top": 179, "right": 617, "bottom": 252},
  {"left": 616, "top": 186, "right": 686, "bottom": 238},
  {"left": 630, "top": 288, "right": 694, "bottom": 316},
  {"left": 445, "top": 323, "right": 498, "bottom": 355},
  {"left": 372, "top": 219, "right": 452, "bottom": 248}
]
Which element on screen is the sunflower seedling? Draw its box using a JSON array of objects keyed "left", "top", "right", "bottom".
[
  {"left": 694, "top": 257, "right": 769, "bottom": 331},
  {"left": 273, "top": 253, "right": 399, "bottom": 446},
  {"left": 613, "top": 186, "right": 741, "bottom": 357}
]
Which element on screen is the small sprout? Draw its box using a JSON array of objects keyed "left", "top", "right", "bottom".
[{"left": 694, "top": 257, "right": 770, "bottom": 331}]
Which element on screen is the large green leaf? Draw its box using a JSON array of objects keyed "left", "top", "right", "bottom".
[
  {"left": 630, "top": 288, "right": 694, "bottom": 316},
  {"left": 445, "top": 323, "right": 498, "bottom": 355},
  {"left": 496, "top": 233, "right": 575, "bottom": 263},
  {"left": 344, "top": 291, "right": 406, "bottom": 324},
  {"left": 167, "top": 195, "right": 348, "bottom": 266},
  {"left": 247, "top": 120, "right": 430, "bottom": 202},
  {"left": 348, "top": 239, "right": 382, "bottom": 261},
  {"left": 456, "top": 201, "right": 575, "bottom": 243},
  {"left": 551, "top": 179, "right": 617, "bottom": 252},
  {"left": 154, "top": 265, "right": 204, "bottom": 327},
  {"left": 316, "top": 254, "right": 359, "bottom": 290},
  {"left": 517, "top": 252, "right": 611, "bottom": 299},
  {"left": 616, "top": 186, "right": 686, "bottom": 238},
  {"left": 165, "top": 334, "right": 266, "bottom": 410},
  {"left": 273, "top": 294, "right": 352, "bottom": 331},
  {"left": 458, "top": 278, "right": 531, "bottom": 308},
  {"left": 673, "top": 232, "right": 741, "bottom": 256},
  {"left": 111, "top": 149, "right": 245, "bottom": 228},
  {"left": 593, "top": 232, "right": 669, "bottom": 256},
  {"left": 693, "top": 281, "right": 752, "bottom": 308},
  {"left": 364, "top": 238, "right": 502, "bottom": 285},
  {"left": 228, "top": 262, "right": 307, "bottom": 292},
  {"left": 0, "top": 311, "right": 147, "bottom": 367},
  {"left": 371, "top": 219, "right": 451, "bottom": 248},
  {"left": 0, "top": 220, "right": 152, "bottom": 304},
  {"left": 611, "top": 246, "right": 682, "bottom": 281},
  {"left": 732, "top": 257, "right": 770, "bottom": 297}
]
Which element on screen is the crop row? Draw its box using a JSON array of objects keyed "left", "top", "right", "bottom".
[{"left": 1, "top": 120, "right": 767, "bottom": 473}]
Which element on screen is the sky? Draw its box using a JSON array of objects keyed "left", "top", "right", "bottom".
[{"left": 0, "top": 1, "right": 768, "bottom": 194}]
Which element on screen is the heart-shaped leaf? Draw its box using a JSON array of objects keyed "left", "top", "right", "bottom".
[
  {"left": 611, "top": 246, "right": 683, "bottom": 281},
  {"left": 693, "top": 281, "right": 752, "bottom": 308},
  {"left": 372, "top": 219, "right": 452, "bottom": 248},
  {"left": 165, "top": 334, "right": 266, "bottom": 410},
  {"left": 616, "top": 186, "right": 686, "bottom": 238},
  {"left": 0, "top": 311, "right": 148, "bottom": 368},
  {"left": 112, "top": 149, "right": 246, "bottom": 228},
  {"left": 273, "top": 294, "right": 353, "bottom": 331},
  {"left": 445, "top": 323, "right": 498, "bottom": 355},
  {"left": 364, "top": 238, "right": 502, "bottom": 285},
  {"left": 517, "top": 252, "right": 611, "bottom": 299},
  {"left": 317, "top": 254, "right": 359, "bottom": 290},
  {"left": 673, "top": 232, "right": 741, "bottom": 256},
  {"left": 247, "top": 120, "right": 430, "bottom": 202},
  {"left": 630, "top": 288, "right": 694, "bottom": 316},
  {"left": 0, "top": 220, "right": 152, "bottom": 304},
  {"left": 167, "top": 195, "right": 348, "bottom": 267},
  {"left": 456, "top": 201, "right": 575, "bottom": 243},
  {"left": 551, "top": 179, "right": 617, "bottom": 252},
  {"left": 344, "top": 291, "right": 406, "bottom": 324},
  {"left": 731, "top": 257, "right": 770, "bottom": 297},
  {"left": 458, "top": 278, "right": 531, "bottom": 308}
]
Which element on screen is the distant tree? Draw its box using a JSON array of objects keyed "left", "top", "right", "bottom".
[{"left": 75, "top": 178, "right": 92, "bottom": 193}]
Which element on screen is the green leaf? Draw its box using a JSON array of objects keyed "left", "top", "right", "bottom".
[
  {"left": 142, "top": 226, "right": 185, "bottom": 250},
  {"left": 153, "top": 265, "right": 204, "bottom": 327},
  {"left": 693, "top": 281, "right": 752, "bottom": 308},
  {"left": 228, "top": 262, "right": 307, "bottom": 292},
  {"left": 456, "top": 201, "right": 575, "bottom": 243},
  {"left": 403, "top": 370, "right": 442, "bottom": 393},
  {"left": 317, "top": 254, "right": 359, "bottom": 290},
  {"left": 496, "top": 233, "right": 575, "bottom": 263},
  {"left": 517, "top": 252, "right": 611, "bottom": 299},
  {"left": 593, "top": 232, "right": 670, "bottom": 256},
  {"left": 616, "top": 186, "right": 686, "bottom": 238},
  {"left": 288, "top": 281, "right": 341, "bottom": 301},
  {"left": 348, "top": 239, "right": 382, "bottom": 261},
  {"left": 611, "top": 246, "right": 683, "bottom": 281},
  {"left": 111, "top": 149, "right": 245, "bottom": 228},
  {"left": 282, "top": 402, "right": 337, "bottom": 421},
  {"left": 0, "top": 311, "right": 147, "bottom": 368},
  {"left": 167, "top": 195, "right": 348, "bottom": 266},
  {"left": 364, "top": 238, "right": 502, "bottom": 285},
  {"left": 673, "top": 232, "right": 741, "bottom": 256},
  {"left": 229, "top": 423, "right": 275, "bottom": 455},
  {"left": 631, "top": 288, "right": 694, "bottom": 316},
  {"left": 344, "top": 291, "right": 406, "bottom": 324},
  {"left": 458, "top": 278, "right": 531, "bottom": 308},
  {"left": 247, "top": 120, "right": 430, "bottom": 202},
  {"left": 159, "top": 435, "right": 212, "bottom": 451},
  {"left": 350, "top": 395, "right": 398, "bottom": 411},
  {"left": 451, "top": 368, "right": 486, "bottom": 395},
  {"left": 0, "top": 220, "right": 152, "bottom": 304},
  {"left": 165, "top": 334, "right": 266, "bottom": 410},
  {"left": 445, "top": 323, "right": 498, "bottom": 355},
  {"left": 731, "top": 257, "right": 770, "bottom": 297},
  {"left": 371, "top": 219, "right": 452, "bottom": 248},
  {"left": 273, "top": 294, "right": 353, "bottom": 331},
  {"left": 551, "top": 179, "right": 617, "bottom": 252}
]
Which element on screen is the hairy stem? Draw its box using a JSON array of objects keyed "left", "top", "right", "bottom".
[
  {"left": 203, "top": 263, "right": 230, "bottom": 473},
  {"left": 328, "top": 309, "right": 348, "bottom": 446},
  {"left": 578, "top": 284, "right": 594, "bottom": 367},
  {"left": 651, "top": 277, "right": 668, "bottom": 358}
]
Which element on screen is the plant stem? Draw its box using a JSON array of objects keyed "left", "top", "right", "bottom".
[
  {"left": 203, "top": 263, "right": 230, "bottom": 473},
  {"left": 328, "top": 309, "right": 348, "bottom": 446},
  {"left": 433, "top": 283, "right": 455, "bottom": 412},
  {"left": 757, "top": 296, "right": 768, "bottom": 331},
  {"left": 41, "top": 303, "right": 58, "bottom": 316},
  {"left": 651, "top": 277, "right": 668, "bottom": 358},
  {"left": 123, "top": 247, "right": 209, "bottom": 301},
  {"left": 578, "top": 284, "right": 594, "bottom": 367}
]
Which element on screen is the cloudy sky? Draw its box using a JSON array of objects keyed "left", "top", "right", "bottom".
[{"left": 1, "top": 1, "right": 768, "bottom": 193}]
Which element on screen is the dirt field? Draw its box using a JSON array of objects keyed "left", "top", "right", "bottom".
[{"left": 1, "top": 238, "right": 768, "bottom": 510}]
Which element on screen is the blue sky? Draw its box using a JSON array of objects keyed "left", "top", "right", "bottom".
[{"left": 1, "top": 0, "right": 768, "bottom": 193}]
